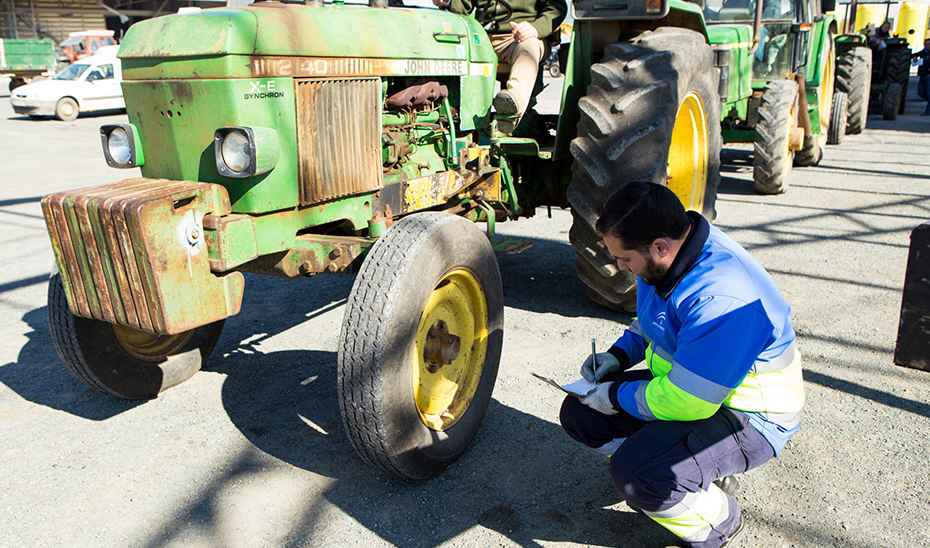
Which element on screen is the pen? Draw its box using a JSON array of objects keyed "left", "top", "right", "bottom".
[{"left": 591, "top": 337, "right": 598, "bottom": 381}]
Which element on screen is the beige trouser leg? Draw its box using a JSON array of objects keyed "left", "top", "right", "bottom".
[{"left": 490, "top": 34, "right": 545, "bottom": 116}]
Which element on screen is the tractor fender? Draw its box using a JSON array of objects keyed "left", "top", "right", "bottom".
[{"left": 805, "top": 16, "right": 836, "bottom": 89}]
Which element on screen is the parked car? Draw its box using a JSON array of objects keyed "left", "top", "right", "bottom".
[{"left": 10, "top": 48, "right": 123, "bottom": 121}]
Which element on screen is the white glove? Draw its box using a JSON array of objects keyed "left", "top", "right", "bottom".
[
  {"left": 580, "top": 382, "right": 618, "bottom": 415},
  {"left": 580, "top": 352, "right": 621, "bottom": 382}
]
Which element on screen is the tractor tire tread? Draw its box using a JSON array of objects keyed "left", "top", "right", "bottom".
[
  {"left": 568, "top": 27, "right": 721, "bottom": 311},
  {"left": 753, "top": 80, "right": 797, "bottom": 194},
  {"left": 835, "top": 46, "right": 871, "bottom": 134}
]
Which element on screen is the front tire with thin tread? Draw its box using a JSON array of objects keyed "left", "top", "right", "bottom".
[
  {"left": 827, "top": 91, "right": 848, "bottom": 145},
  {"left": 337, "top": 213, "right": 503, "bottom": 481}
]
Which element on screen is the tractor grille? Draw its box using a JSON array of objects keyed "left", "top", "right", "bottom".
[
  {"left": 41, "top": 179, "right": 239, "bottom": 335},
  {"left": 295, "top": 78, "right": 383, "bottom": 205}
]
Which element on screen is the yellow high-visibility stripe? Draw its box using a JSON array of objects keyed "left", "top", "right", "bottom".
[{"left": 646, "top": 484, "right": 731, "bottom": 542}]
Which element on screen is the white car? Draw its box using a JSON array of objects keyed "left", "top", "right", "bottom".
[{"left": 10, "top": 49, "right": 124, "bottom": 121}]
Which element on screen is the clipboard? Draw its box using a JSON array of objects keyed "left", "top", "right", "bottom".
[{"left": 531, "top": 372, "right": 597, "bottom": 398}]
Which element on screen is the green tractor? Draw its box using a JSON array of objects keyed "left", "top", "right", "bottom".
[
  {"left": 41, "top": 0, "right": 774, "bottom": 480},
  {"left": 699, "top": 0, "right": 841, "bottom": 194},
  {"left": 834, "top": 0, "right": 910, "bottom": 122}
]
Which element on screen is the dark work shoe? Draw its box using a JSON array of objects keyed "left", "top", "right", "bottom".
[
  {"left": 721, "top": 516, "right": 745, "bottom": 547},
  {"left": 493, "top": 89, "right": 520, "bottom": 115},
  {"left": 714, "top": 475, "right": 740, "bottom": 496}
]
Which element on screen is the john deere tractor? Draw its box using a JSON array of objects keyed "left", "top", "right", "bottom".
[
  {"left": 42, "top": 0, "right": 741, "bottom": 480},
  {"left": 834, "top": 0, "right": 910, "bottom": 122},
  {"left": 699, "top": 0, "right": 839, "bottom": 194}
]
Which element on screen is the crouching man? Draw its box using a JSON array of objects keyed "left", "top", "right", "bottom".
[{"left": 560, "top": 182, "right": 804, "bottom": 547}]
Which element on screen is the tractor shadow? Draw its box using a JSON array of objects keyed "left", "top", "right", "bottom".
[
  {"left": 495, "top": 234, "right": 633, "bottom": 322},
  {"left": 0, "top": 305, "right": 143, "bottom": 419},
  {"left": 212, "top": 340, "right": 675, "bottom": 548},
  {"left": 718, "top": 148, "right": 759, "bottom": 196}
]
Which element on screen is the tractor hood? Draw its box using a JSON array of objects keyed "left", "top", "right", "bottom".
[{"left": 118, "top": 3, "right": 479, "bottom": 62}]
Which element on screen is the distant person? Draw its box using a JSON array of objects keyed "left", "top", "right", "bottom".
[
  {"left": 865, "top": 23, "right": 886, "bottom": 50},
  {"left": 433, "top": 0, "right": 567, "bottom": 133},
  {"left": 913, "top": 37, "right": 930, "bottom": 115},
  {"left": 559, "top": 182, "right": 804, "bottom": 548},
  {"left": 876, "top": 20, "right": 892, "bottom": 40}
]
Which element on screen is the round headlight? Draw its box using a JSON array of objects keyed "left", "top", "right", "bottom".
[
  {"left": 221, "top": 130, "right": 252, "bottom": 174},
  {"left": 107, "top": 127, "right": 132, "bottom": 166}
]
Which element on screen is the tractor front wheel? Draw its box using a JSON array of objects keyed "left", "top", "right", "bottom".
[
  {"left": 48, "top": 274, "right": 224, "bottom": 400},
  {"left": 882, "top": 82, "right": 902, "bottom": 120},
  {"left": 567, "top": 27, "right": 721, "bottom": 312},
  {"left": 835, "top": 46, "right": 871, "bottom": 134},
  {"left": 337, "top": 213, "right": 503, "bottom": 481},
  {"left": 753, "top": 80, "right": 799, "bottom": 195},
  {"left": 828, "top": 91, "right": 848, "bottom": 145}
]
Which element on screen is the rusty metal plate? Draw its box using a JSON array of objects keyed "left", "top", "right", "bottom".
[{"left": 41, "top": 178, "right": 245, "bottom": 335}]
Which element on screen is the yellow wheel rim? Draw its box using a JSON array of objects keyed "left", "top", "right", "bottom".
[
  {"left": 667, "top": 92, "right": 709, "bottom": 212},
  {"left": 819, "top": 41, "right": 835, "bottom": 135},
  {"left": 413, "top": 268, "right": 489, "bottom": 431},
  {"left": 113, "top": 325, "right": 191, "bottom": 361},
  {"left": 787, "top": 93, "right": 799, "bottom": 169}
]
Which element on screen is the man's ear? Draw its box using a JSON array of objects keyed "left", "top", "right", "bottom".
[{"left": 651, "top": 238, "right": 672, "bottom": 258}]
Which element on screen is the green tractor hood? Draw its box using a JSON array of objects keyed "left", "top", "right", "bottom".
[{"left": 118, "top": 3, "right": 484, "bottom": 62}]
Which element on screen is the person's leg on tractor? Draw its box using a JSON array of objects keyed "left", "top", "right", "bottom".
[{"left": 490, "top": 34, "right": 545, "bottom": 132}]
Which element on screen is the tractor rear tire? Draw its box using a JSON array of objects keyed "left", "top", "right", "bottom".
[
  {"left": 337, "top": 213, "right": 503, "bottom": 481},
  {"left": 827, "top": 92, "right": 848, "bottom": 145},
  {"left": 753, "top": 80, "right": 798, "bottom": 194},
  {"left": 567, "top": 28, "right": 721, "bottom": 312},
  {"left": 883, "top": 82, "right": 902, "bottom": 120},
  {"left": 48, "top": 274, "right": 224, "bottom": 400},
  {"left": 835, "top": 46, "right": 871, "bottom": 134},
  {"left": 886, "top": 47, "right": 910, "bottom": 114}
]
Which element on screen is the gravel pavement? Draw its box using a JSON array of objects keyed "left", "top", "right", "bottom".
[{"left": 0, "top": 79, "right": 928, "bottom": 548}]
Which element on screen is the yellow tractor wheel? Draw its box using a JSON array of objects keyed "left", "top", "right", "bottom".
[{"left": 337, "top": 212, "right": 503, "bottom": 480}]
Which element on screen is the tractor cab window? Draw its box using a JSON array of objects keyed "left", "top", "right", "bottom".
[{"left": 703, "top": 0, "right": 798, "bottom": 21}]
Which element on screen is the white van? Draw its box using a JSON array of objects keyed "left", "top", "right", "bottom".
[{"left": 10, "top": 47, "right": 123, "bottom": 121}]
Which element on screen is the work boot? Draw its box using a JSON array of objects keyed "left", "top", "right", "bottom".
[
  {"left": 714, "top": 475, "right": 740, "bottom": 496},
  {"left": 493, "top": 90, "right": 522, "bottom": 134},
  {"left": 721, "top": 517, "right": 745, "bottom": 547}
]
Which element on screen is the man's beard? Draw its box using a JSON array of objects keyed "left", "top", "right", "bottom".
[{"left": 641, "top": 256, "right": 668, "bottom": 286}]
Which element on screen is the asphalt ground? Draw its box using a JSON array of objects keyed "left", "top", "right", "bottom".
[{"left": 1, "top": 79, "right": 928, "bottom": 548}]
